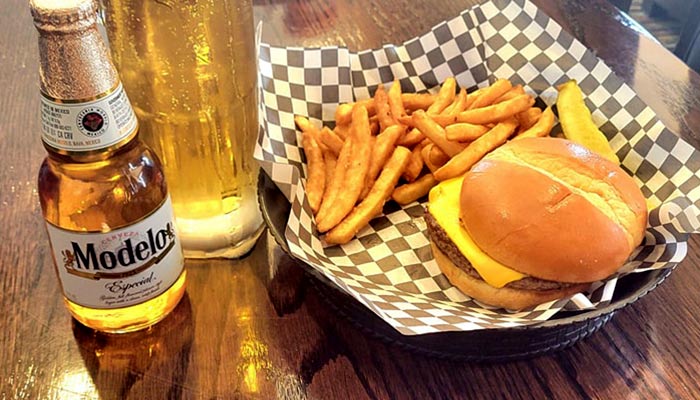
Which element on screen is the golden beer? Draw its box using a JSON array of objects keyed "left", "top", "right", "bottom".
[
  {"left": 40, "top": 144, "right": 188, "bottom": 333},
  {"left": 32, "top": 0, "right": 186, "bottom": 333},
  {"left": 101, "top": 0, "right": 264, "bottom": 258}
]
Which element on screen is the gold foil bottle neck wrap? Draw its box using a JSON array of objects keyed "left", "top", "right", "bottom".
[{"left": 31, "top": 0, "right": 119, "bottom": 100}]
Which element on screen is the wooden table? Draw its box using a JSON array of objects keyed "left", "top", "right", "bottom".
[{"left": 3, "top": 0, "right": 700, "bottom": 398}]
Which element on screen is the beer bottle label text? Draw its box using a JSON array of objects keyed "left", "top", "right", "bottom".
[
  {"left": 45, "top": 197, "right": 184, "bottom": 309},
  {"left": 40, "top": 83, "right": 138, "bottom": 152}
]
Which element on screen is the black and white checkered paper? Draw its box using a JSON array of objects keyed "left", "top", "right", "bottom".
[{"left": 254, "top": 0, "right": 700, "bottom": 335}]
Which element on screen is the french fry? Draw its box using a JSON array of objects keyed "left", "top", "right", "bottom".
[
  {"left": 320, "top": 126, "right": 344, "bottom": 156},
  {"left": 397, "top": 115, "right": 413, "bottom": 126},
  {"left": 397, "top": 128, "right": 425, "bottom": 147},
  {"left": 428, "top": 114, "right": 459, "bottom": 127},
  {"left": 494, "top": 84, "right": 525, "bottom": 104},
  {"left": 392, "top": 173, "right": 439, "bottom": 205},
  {"left": 316, "top": 105, "right": 373, "bottom": 232},
  {"left": 515, "top": 106, "right": 554, "bottom": 139},
  {"left": 295, "top": 115, "right": 331, "bottom": 154},
  {"left": 361, "top": 124, "right": 406, "bottom": 199},
  {"left": 427, "top": 77, "right": 457, "bottom": 114},
  {"left": 401, "top": 93, "right": 435, "bottom": 111},
  {"left": 370, "top": 119, "right": 380, "bottom": 135},
  {"left": 456, "top": 94, "right": 534, "bottom": 125},
  {"left": 301, "top": 131, "right": 326, "bottom": 214},
  {"left": 412, "top": 110, "right": 466, "bottom": 157},
  {"left": 444, "top": 123, "right": 490, "bottom": 142},
  {"left": 335, "top": 103, "right": 354, "bottom": 126},
  {"left": 294, "top": 115, "right": 319, "bottom": 136},
  {"left": 361, "top": 98, "right": 377, "bottom": 116},
  {"left": 398, "top": 113, "right": 459, "bottom": 128},
  {"left": 374, "top": 85, "right": 395, "bottom": 131},
  {"left": 422, "top": 144, "right": 441, "bottom": 173},
  {"left": 516, "top": 107, "right": 542, "bottom": 131},
  {"left": 557, "top": 80, "right": 619, "bottom": 163},
  {"left": 388, "top": 80, "right": 406, "bottom": 121},
  {"left": 315, "top": 138, "right": 352, "bottom": 225},
  {"left": 402, "top": 145, "right": 424, "bottom": 182},
  {"left": 464, "top": 88, "right": 483, "bottom": 109},
  {"left": 334, "top": 124, "right": 351, "bottom": 140},
  {"left": 421, "top": 143, "right": 451, "bottom": 173},
  {"left": 325, "top": 147, "right": 412, "bottom": 244},
  {"left": 428, "top": 144, "right": 450, "bottom": 166},
  {"left": 442, "top": 87, "right": 468, "bottom": 116},
  {"left": 322, "top": 150, "right": 337, "bottom": 196},
  {"left": 468, "top": 78, "right": 512, "bottom": 110},
  {"left": 334, "top": 99, "right": 376, "bottom": 126},
  {"left": 434, "top": 118, "right": 518, "bottom": 181}
]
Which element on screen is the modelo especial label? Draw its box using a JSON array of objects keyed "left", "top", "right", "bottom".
[
  {"left": 40, "top": 83, "right": 138, "bottom": 152},
  {"left": 45, "top": 197, "right": 184, "bottom": 309}
]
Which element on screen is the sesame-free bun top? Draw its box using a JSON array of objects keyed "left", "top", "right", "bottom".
[{"left": 460, "top": 137, "right": 647, "bottom": 283}]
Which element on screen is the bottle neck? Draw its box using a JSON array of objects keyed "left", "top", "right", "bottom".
[
  {"left": 37, "top": 21, "right": 119, "bottom": 101},
  {"left": 36, "top": 17, "right": 141, "bottom": 158}
]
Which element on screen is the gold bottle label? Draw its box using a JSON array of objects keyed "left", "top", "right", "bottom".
[
  {"left": 40, "top": 83, "right": 137, "bottom": 152},
  {"left": 45, "top": 196, "right": 184, "bottom": 310}
]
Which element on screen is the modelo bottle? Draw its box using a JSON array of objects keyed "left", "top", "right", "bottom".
[{"left": 31, "top": 0, "right": 186, "bottom": 333}]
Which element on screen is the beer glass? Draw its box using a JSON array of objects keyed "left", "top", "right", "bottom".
[{"left": 100, "top": 0, "right": 263, "bottom": 258}]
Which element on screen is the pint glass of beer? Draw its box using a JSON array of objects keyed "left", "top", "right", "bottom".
[{"left": 100, "top": 0, "right": 263, "bottom": 258}]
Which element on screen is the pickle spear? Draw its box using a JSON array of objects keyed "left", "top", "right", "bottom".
[{"left": 556, "top": 80, "right": 620, "bottom": 164}]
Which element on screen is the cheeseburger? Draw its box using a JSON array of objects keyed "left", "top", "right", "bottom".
[{"left": 426, "top": 137, "right": 647, "bottom": 310}]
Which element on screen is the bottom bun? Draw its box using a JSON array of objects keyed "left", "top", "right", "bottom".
[{"left": 431, "top": 242, "right": 590, "bottom": 310}]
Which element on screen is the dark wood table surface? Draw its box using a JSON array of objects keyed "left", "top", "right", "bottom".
[{"left": 3, "top": 0, "right": 700, "bottom": 398}]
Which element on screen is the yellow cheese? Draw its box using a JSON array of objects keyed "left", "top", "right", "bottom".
[{"left": 428, "top": 177, "right": 526, "bottom": 288}]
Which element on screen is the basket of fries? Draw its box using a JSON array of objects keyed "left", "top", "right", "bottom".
[{"left": 254, "top": 0, "right": 699, "bottom": 358}]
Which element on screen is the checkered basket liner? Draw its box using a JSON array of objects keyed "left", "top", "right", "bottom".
[{"left": 254, "top": 0, "right": 700, "bottom": 335}]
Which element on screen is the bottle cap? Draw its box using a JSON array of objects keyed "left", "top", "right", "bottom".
[{"left": 30, "top": 0, "right": 97, "bottom": 32}]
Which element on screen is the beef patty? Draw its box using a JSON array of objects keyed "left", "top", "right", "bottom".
[{"left": 425, "top": 211, "right": 581, "bottom": 291}]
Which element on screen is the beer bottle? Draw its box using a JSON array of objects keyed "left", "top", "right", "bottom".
[{"left": 31, "top": 0, "right": 186, "bottom": 333}]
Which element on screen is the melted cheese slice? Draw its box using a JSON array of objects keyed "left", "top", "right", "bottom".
[{"left": 428, "top": 177, "right": 526, "bottom": 288}]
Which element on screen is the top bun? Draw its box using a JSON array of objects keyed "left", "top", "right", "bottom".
[{"left": 459, "top": 137, "right": 647, "bottom": 283}]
